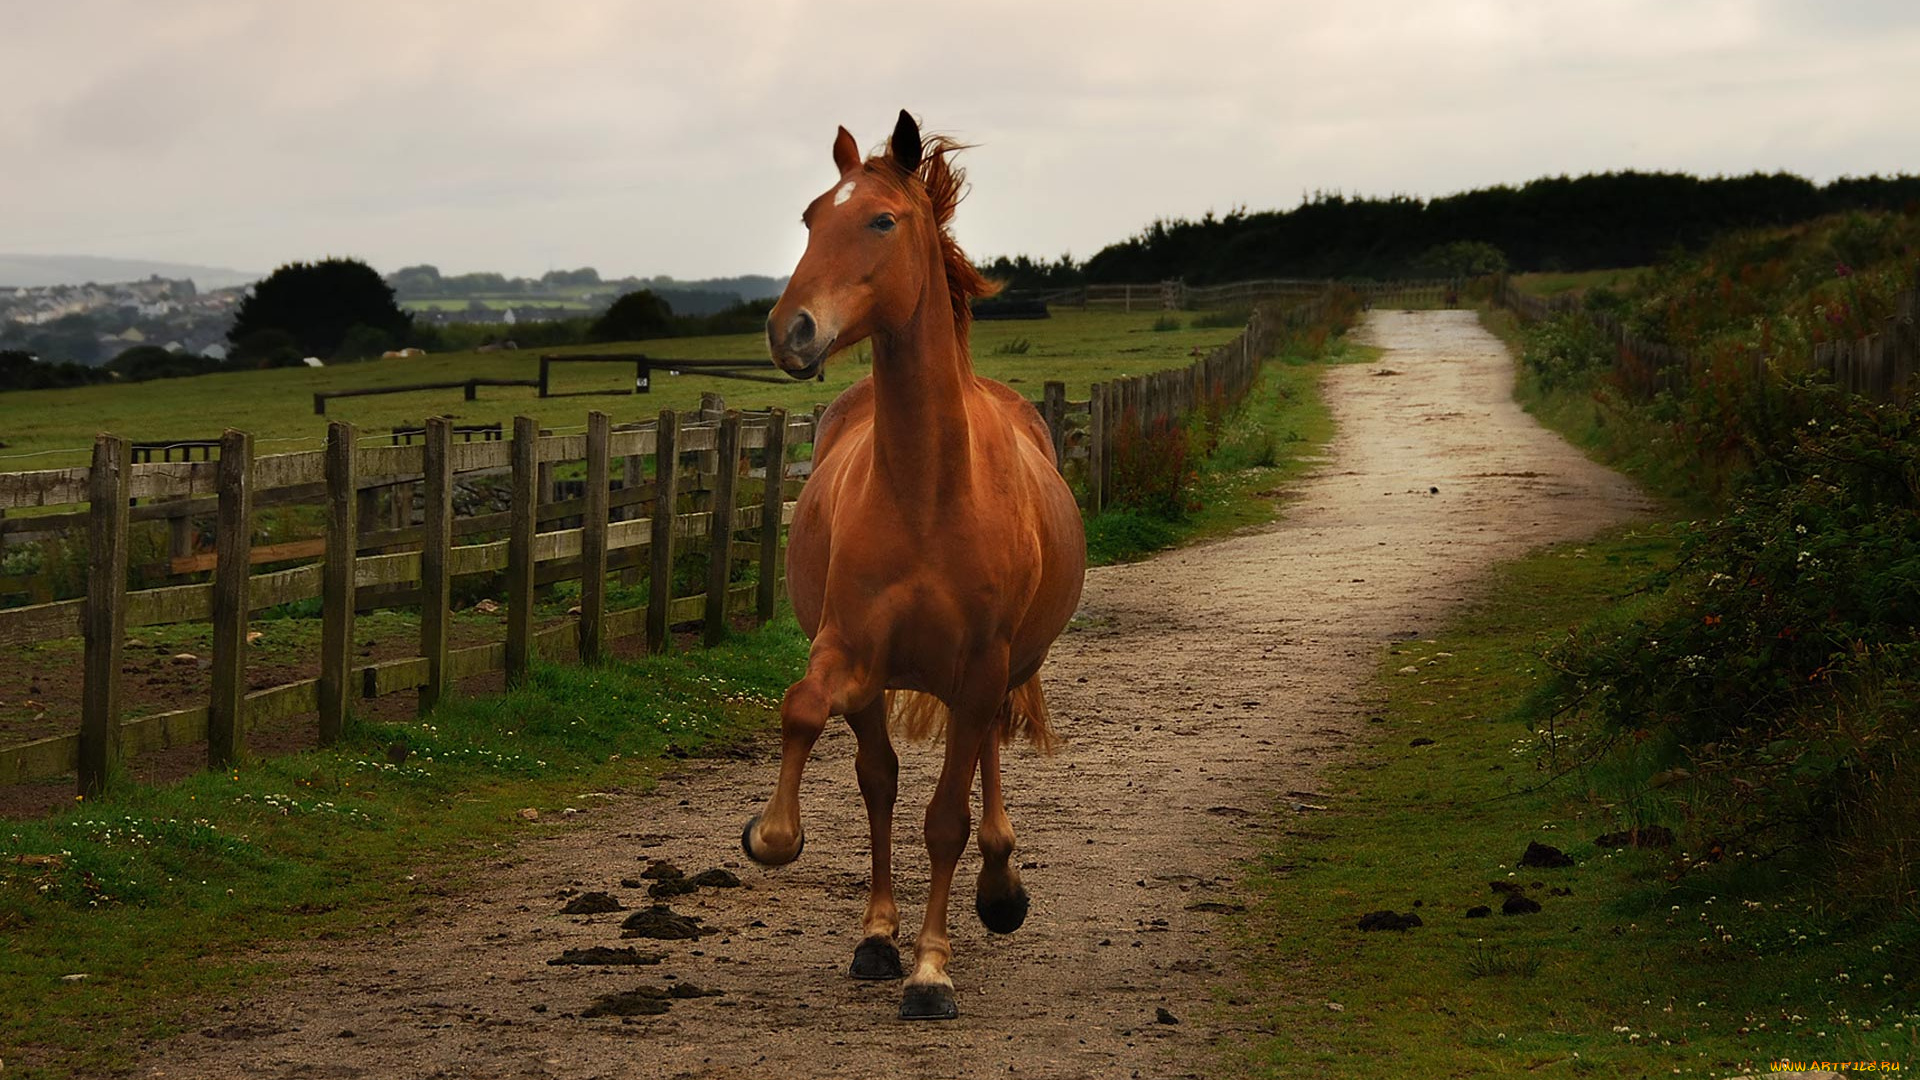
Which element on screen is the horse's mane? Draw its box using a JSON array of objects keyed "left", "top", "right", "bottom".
[{"left": 874, "top": 134, "right": 1001, "bottom": 342}]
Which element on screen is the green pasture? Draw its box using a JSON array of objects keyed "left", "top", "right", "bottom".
[{"left": 0, "top": 310, "right": 1241, "bottom": 472}]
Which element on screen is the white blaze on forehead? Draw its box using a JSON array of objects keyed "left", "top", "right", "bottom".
[{"left": 833, "top": 180, "right": 857, "bottom": 206}]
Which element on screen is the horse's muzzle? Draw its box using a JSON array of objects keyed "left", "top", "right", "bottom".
[{"left": 768, "top": 309, "right": 833, "bottom": 380}]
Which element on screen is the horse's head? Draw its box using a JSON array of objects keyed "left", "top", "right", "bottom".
[{"left": 767, "top": 111, "right": 991, "bottom": 379}]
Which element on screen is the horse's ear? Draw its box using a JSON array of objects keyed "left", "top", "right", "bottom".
[
  {"left": 890, "top": 110, "right": 923, "bottom": 174},
  {"left": 832, "top": 126, "right": 860, "bottom": 174}
]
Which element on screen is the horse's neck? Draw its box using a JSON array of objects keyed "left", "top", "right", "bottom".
[{"left": 869, "top": 304, "right": 975, "bottom": 502}]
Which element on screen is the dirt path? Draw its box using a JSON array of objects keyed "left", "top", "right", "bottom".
[{"left": 145, "top": 311, "right": 1650, "bottom": 1080}]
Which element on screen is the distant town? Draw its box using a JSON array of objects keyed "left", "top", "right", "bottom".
[
  {"left": 0, "top": 277, "right": 243, "bottom": 365},
  {"left": 0, "top": 263, "right": 786, "bottom": 367}
]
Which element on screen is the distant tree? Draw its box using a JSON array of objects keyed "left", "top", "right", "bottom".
[
  {"left": 590, "top": 289, "right": 675, "bottom": 342},
  {"left": 443, "top": 272, "right": 510, "bottom": 296},
  {"left": 107, "top": 344, "right": 220, "bottom": 381},
  {"left": 540, "top": 267, "right": 601, "bottom": 288},
  {"left": 1412, "top": 241, "right": 1508, "bottom": 278},
  {"left": 228, "top": 258, "right": 412, "bottom": 360},
  {"left": 24, "top": 313, "right": 101, "bottom": 366},
  {"left": 0, "top": 349, "right": 113, "bottom": 392},
  {"left": 387, "top": 263, "right": 444, "bottom": 296}
]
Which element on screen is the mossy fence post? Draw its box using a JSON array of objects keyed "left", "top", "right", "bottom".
[
  {"left": 208, "top": 429, "right": 253, "bottom": 767},
  {"left": 580, "top": 410, "right": 612, "bottom": 663},
  {"left": 704, "top": 410, "right": 743, "bottom": 647},
  {"left": 646, "top": 409, "right": 681, "bottom": 654},
  {"left": 319, "top": 421, "right": 357, "bottom": 745},
  {"left": 80, "top": 433, "right": 131, "bottom": 797},
  {"left": 418, "top": 417, "right": 453, "bottom": 713},
  {"left": 506, "top": 415, "right": 538, "bottom": 685},
  {"left": 757, "top": 407, "right": 787, "bottom": 625}
]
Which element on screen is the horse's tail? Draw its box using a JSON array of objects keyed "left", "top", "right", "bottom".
[{"left": 886, "top": 675, "right": 1060, "bottom": 754}]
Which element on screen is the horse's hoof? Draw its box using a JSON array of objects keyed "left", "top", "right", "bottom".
[
  {"left": 740, "top": 815, "right": 804, "bottom": 867},
  {"left": 899, "top": 982, "right": 958, "bottom": 1021},
  {"left": 976, "top": 882, "right": 1030, "bottom": 934},
  {"left": 849, "top": 937, "right": 904, "bottom": 980}
]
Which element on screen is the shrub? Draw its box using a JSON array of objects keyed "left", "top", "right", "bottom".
[
  {"left": 1109, "top": 410, "right": 1197, "bottom": 519},
  {"left": 1520, "top": 313, "right": 1613, "bottom": 393},
  {"left": 591, "top": 290, "right": 674, "bottom": 342},
  {"left": 1541, "top": 384, "right": 1920, "bottom": 909},
  {"left": 1151, "top": 315, "right": 1182, "bottom": 332}
]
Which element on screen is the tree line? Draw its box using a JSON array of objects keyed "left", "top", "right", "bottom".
[
  {"left": 1, "top": 258, "right": 779, "bottom": 392},
  {"left": 982, "top": 170, "right": 1920, "bottom": 288}
]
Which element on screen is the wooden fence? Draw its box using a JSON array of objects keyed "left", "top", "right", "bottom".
[
  {"left": 1019, "top": 277, "right": 1455, "bottom": 312},
  {"left": 0, "top": 289, "right": 1346, "bottom": 794},
  {"left": 537, "top": 354, "right": 798, "bottom": 398},
  {"left": 1494, "top": 271, "right": 1920, "bottom": 402},
  {"left": 0, "top": 404, "right": 814, "bottom": 792},
  {"left": 1034, "top": 291, "right": 1339, "bottom": 512}
]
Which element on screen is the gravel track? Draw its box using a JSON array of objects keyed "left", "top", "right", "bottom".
[{"left": 145, "top": 310, "right": 1649, "bottom": 1080}]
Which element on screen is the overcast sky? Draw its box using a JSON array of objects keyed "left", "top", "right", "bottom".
[{"left": 4, "top": 0, "right": 1917, "bottom": 281}]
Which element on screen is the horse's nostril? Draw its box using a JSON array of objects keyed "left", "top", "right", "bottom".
[{"left": 791, "top": 310, "right": 817, "bottom": 347}]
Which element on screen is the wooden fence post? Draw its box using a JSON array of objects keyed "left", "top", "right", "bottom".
[
  {"left": 168, "top": 501, "right": 194, "bottom": 564},
  {"left": 1042, "top": 381, "right": 1066, "bottom": 471},
  {"left": 757, "top": 408, "right": 787, "bottom": 625},
  {"left": 1102, "top": 381, "right": 1118, "bottom": 502},
  {"left": 705, "top": 410, "right": 743, "bottom": 647},
  {"left": 506, "top": 415, "right": 538, "bottom": 685},
  {"left": 319, "top": 422, "right": 356, "bottom": 745},
  {"left": 1088, "top": 382, "right": 1106, "bottom": 514},
  {"left": 646, "top": 410, "right": 681, "bottom": 653},
  {"left": 694, "top": 392, "right": 725, "bottom": 510},
  {"left": 208, "top": 429, "right": 253, "bottom": 769},
  {"left": 80, "top": 434, "right": 131, "bottom": 797},
  {"left": 580, "top": 410, "right": 610, "bottom": 662},
  {"left": 419, "top": 417, "right": 453, "bottom": 712}
]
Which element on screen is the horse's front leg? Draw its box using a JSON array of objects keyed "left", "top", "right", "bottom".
[
  {"left": 846, "top": 695, "right": 903, "bottom": 979},
  {"left": 900, "top": 685, "right": 1000, "bottom": 1020},
  {"left": 741, "top": 641, "right": 865, "bottom": 866}
]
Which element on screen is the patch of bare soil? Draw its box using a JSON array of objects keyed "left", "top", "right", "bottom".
[{"left": 140, "top": 312, "right": 1650, "bottom": 1079}]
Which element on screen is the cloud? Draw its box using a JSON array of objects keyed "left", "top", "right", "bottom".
[{"left": 2, "top": 0, "right": 1915, "bottom": 278}]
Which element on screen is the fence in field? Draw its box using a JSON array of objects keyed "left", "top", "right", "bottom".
[
  {"left": 1016, "top": 278, "right": 1457, "bottom": 312},
  {"left": 0, "top": 403, "right": 815, "bottom": 792},
  {"left": 1493, "top": 270, "right": 1920, "bottom": 402},
  {"left": 0, "top": 288, "right": 1343, "bottom": 794},
  {"left": 1040, "top": 289, "right": 1342, "bottom": 512}
]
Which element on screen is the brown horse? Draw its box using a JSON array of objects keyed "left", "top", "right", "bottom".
[{"left": 745, "top": 111, "right": 1086, "bottom": 1020}]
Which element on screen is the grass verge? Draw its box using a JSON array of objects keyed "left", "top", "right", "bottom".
[
  {"left": 0, "top": 619, "right": 809, "bottom": 1079},
  {"left": 1224, "top": 529, "right": 1919, "bottom": 1079},
  {"left": 1478, "top": 307, "right": 1707, "bottom": 510},
  {"left": 1083, "top": 334, "right": 1378, "bottom": 565}
]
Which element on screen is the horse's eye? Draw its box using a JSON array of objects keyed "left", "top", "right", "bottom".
[{"left": 870, "top": 214, "right": 896, "bottom": 233}]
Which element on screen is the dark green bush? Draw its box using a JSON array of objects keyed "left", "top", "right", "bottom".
[{"left": 1541, "top": 384, "right": 1920, "bottom": 907}]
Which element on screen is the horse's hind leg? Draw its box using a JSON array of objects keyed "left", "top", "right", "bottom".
[
  {"left": 847, "top": 696, "right": 903, "bottom": 979},
  {"left": 974, "top": 713, "right": 1029, "bottom": 934}
]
